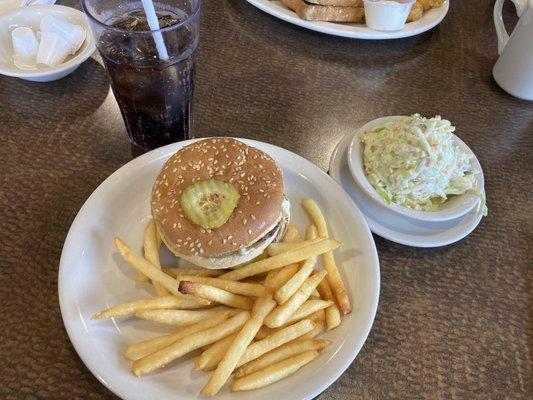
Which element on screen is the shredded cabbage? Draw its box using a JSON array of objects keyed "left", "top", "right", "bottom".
[{"left": 361, "top": 114, "right": 487, "bottom": 214}]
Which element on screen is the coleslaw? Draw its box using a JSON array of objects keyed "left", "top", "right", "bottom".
[{"left": 361, "top": 114, "right": 487, "bottom": 213}]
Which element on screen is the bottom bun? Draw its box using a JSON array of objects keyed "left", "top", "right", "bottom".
[
  {"left": 159, "top": 197, "right": 290, "bottom": 270},
  {"left": 167, "top": 223, "right": 282, "bottom": 269}
]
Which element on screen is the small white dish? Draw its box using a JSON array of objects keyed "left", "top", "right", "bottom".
[
  {"left": 0, "top": 4, "right": 95, "bottom": 81},
  {"left": 330, "top": 132, "right": 485, "bottom": 248},
  {"left": 363, "top": 0, "right": 415, "bottom": 31},
  {"left": 347, "top": 116, "right": 484, "bottom": 222},
  {"left": 59, "top": 138, "right": 380, "bottom": 400},
  {"left": 246, "top": 0, "right": 448, "bottom": 40}
]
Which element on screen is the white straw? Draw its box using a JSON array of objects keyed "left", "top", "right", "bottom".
[{"left": 140, "top": 0, "right": 169, "bottom": 61}]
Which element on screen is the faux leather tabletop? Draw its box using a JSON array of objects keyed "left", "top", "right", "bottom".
[{"left": 0, "top": 0, "right": 531, "bottom": 398}]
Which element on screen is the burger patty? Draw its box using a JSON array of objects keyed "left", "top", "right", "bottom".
[{"left": 216, "top": 197, "right": 290, "bottom": 259}]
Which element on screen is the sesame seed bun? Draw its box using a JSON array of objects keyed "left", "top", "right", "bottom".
[
  {"left": 151, "top": 138, "right": 286, "bottom": 268},
  {"left": 161, "top": 217, "right": 287, "bottom": 270}
]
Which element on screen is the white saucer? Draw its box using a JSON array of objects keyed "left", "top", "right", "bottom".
[{"left": 329, "top": 133, "right": 485, "bottom": 248}]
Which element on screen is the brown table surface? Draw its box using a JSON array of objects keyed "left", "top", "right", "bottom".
[{"left": 1, "top": 0, "right": 531, "bottom": 398}]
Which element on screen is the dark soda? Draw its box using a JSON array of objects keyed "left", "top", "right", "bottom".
[{"left": 99, "top": 10, "right": 196, "bottom": 152}]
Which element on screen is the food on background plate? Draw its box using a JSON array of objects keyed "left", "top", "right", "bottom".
[
  {"left": 418, "top": 0, "right": 444, "bottom": 10},
  {"left": 92, "top": 138, "right": 354, "bottom": 395},
  {"left": 361, "top": 114, "right": 487, "bottom": 213},
  {"left": 151, "top": 138, "right": 290, "bottom": 269},
  {"left": 307, "top": 0, "right": 363, "bottom": 5},
  {"left": 281, "top": 0, "right": 365, "bottom": 22},
  {"left": 406, "top": 1, "right": 423, "bottom": 22},
  {"left": 280, "top": 0, "right": 443, "bottom": 24}
]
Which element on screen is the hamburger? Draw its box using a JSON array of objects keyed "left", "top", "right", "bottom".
[{"left": 151, "top": 138, "right": 290, "bottom": 269}]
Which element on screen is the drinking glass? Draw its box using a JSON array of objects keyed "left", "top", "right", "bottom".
[{"left": 82, "top": 0, "right": 200, "bottom": 153}]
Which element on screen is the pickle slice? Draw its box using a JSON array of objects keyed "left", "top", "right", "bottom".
[{"left": 180, "top": 179, "right": 240, "bottom": 229}]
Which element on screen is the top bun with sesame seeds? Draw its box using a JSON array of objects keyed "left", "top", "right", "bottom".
[{"left": 151, "top": 138, "right": 290, "bottom": 269}]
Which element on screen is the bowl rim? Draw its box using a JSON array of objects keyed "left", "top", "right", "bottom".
[
  {"left": 347, "top": 115, "right": 484, "bottom": 222},
  {"left": 81, "top": 0, "right": 201, "bottom": 35},
  {"left": 0, "top": 4, "right": 96, "bottom": 78}
]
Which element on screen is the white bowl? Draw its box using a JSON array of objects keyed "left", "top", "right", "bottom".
[
  {"left": 347, "top": 116, "right": 484, "bottom": 222},
  {"left": 0, "top": 5, "right": 95, "bottom": 82}
]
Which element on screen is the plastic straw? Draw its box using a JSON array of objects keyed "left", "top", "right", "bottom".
[{"left": 140, "top": 0, "right": 169, "bottom": 61}]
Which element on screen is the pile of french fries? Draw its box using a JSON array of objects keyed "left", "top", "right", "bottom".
[{"left": 93, "top": 198, "right": 351, "bottom": 396}]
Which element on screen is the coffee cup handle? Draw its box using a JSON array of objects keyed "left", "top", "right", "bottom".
[{"left": 494, "top": 0, "right": 528, "bottom": 55}]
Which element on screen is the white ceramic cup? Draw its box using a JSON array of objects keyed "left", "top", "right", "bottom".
[
  {"left": 363, "top": 0, "right": 415, "bottom": 31},
  {"left": 492, "top": 0, "right": 533, "bottom": 101}
]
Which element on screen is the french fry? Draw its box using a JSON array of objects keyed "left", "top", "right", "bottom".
[
  {"left": 264, "top": 225, "right": 301, "bottom": 291},
  {"left": 162, "top": 267, "right": 224, "bottom": 278},
  {"left": 278, "top": 224, "right": 320, "bottom": 304},
  {"left": 176, "top": 276, "right": 266, "bottom": 297},
  {"left": 231, "top": 350, "right": 319, "bottom": 391},
  {"left": 115, "top": 237, "right": 202, "bottom": 298},
  {"left": 305, "top": 224, "right": 317, "bottom": 239},
  {"left": 254, "top": 305, "right": 326, "bottom": 341},
  {"left": 135, "top": 309, "right": 221, "bottom": 327},
  {"left": 307, "top": 309, "right": 326, "bottom": 323},
  {"left": 235, "top": 339, "right": 328, "bottom": 378},
  {"left": 274, "top": 257, "right": 316, "bottom": 305},
  {"left": 302, "top": 199, "right": 351, "bottom": 314},
  {"left": 219, "top": 239, "right": 341, "bottom": 281},
  {"left": 195, "top": 333, "right": 238, "bottom": 371},
  {"left": 241, "top": 276, "right": 266, "bottom": 284},
  {"left": 264, "top": 271, "right": 327, "bottom": 328},
  {"left": 282, "top": 225, "right": 301, "bottom": 243},
  {"left": 258, "top": 302, "right": 330, "bottom": 334},
  {"left": 137, "top": 220, "right": 158, "bottom": 283},
  {"left": 300, "top": 319, "right": 325, "bottom": 339},
  {"left": 282, "top": 299, "right": 332, "bottom": 326},
  {"left": 124, "top": 310, "right": 237, "bottom": 360},
  {"left": 201, "top": 297, "right": 277, "bottom": 396},
  {"left": 92, "top": 295, "right": 209, "bottom": 320},
  {"left": 140, "top": 220, "right": 168, "bottom": 296},
  {"left": 254, "top": 325, "right": 272, "bottom": 341},
  {"left": 266, "top": 238, "right": 323, "bottom": 257},
  {"left": 236, "top": 319, "right": 315, "bottom": 368},
  {"left": 179, "top": 281, "right": 253, "bottom": 310},
  {"left": 132, "top": 311, "right": 250, "bottom": 376},
  {"left": 316, "top": 277, "right": 342, "bottom": 330},
  {"left": 322, "top": 253, "right": 351, "bottom": 314},
  {"left": 264, "top": 264, "right": 300, "bottom": 292},
  {"left": 155, "top": 223, "right": 161, "bottom": 244}
]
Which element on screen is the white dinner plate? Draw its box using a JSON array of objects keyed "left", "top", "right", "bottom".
[
  {"left": 59, "top": 138, "right": 380, "bottom": 400},
  {"left": 329, "top": 133, "right": 485, "bottom": 247},
  {"left": 246, "top": 0, "right": 449, "bottom": 39}
]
